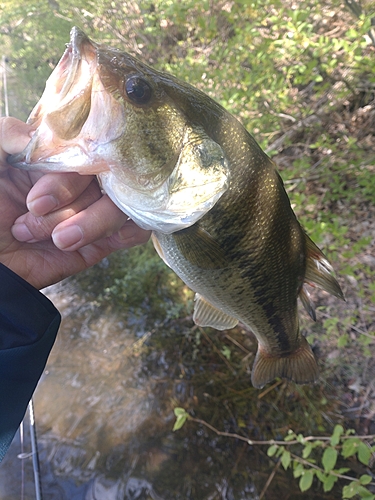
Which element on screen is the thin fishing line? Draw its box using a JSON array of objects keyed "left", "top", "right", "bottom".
[{"left": 29, "top": 400, "right": 43, "bottom": 500}]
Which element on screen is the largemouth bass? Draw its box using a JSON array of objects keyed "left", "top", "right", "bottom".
[{"left": 10, "top": 27, "right": 344, "bottom": 388}]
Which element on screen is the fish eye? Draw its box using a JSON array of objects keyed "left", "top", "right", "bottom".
[{"left": 125, "top": 76, "right": 152, "bottom": 104}]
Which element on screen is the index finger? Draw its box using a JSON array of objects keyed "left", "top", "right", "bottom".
[{"left": 27, "top": 172, "right": 96, "bottom": 217}]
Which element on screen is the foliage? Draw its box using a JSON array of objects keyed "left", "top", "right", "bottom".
[
  {"left": 173, "top": 412, "right": 375, "bottom": 499},
  {"left": 173, "top": 407, "right": 189, "bottom": 431},
  {"left": 268, "top": 427, "right": 375, "bottom": 498},
  {"left": 1, "top": 1, "right": 374, "bottom": 496},
  {"left": 1, "top": 0, "right": 374, "bottom": 126}
]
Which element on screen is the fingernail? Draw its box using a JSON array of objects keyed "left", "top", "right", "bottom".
[
  {"left": 52, "top": 225, "right": 83, "bottom": 249},
  {"left": 28, "top": 195, "right": 58, "bottom": 216},
  {"left": 11, "top": 223, "right": 36, "bottom": 242}
]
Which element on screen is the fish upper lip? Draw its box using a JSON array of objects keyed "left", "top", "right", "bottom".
[
  {"left": 70, "top": 26, "right": 90, "bottom": 51},
  {"left": 58, "top": 27, "right": 94, "bottom": 101}
]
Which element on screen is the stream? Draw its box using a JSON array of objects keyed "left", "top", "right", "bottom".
[{"left": 0, "top": 251, "right": 372, "bottom": 499}]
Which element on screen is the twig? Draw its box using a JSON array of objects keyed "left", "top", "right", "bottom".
[
  {"left": 258, "top": 380, "right": 283, "bottom": 399},
  {"left": 265, "top": 114, "right": 321, "bottom": 153},
  {"left": 351, "top": 324, "right": 375, "bottom": 341},
  {"left": 259, "top": 460, "right": 281, "bottom": 499},
  {"left": 224, "top": 334, "right": 251, "bottom": 354},
  {"left": 186, "top": 416, "right": 375, "bottom": 488},
  {"left": 282, "top": 163, "right": 357, "bottom": 185},
  {"left": 345, "top": 0, "right": 375, "bottom": 47},
  {"left": 289, "top": 451, "right": 375, "bottom": 485},
  {"left": 187, "top": 416, "right": 375, "bottom": 446},
  {"left": 200, "top": 328, "right": 236, "bottom": 374},
  {"left": 320, "top": 311, "right": 375, "bottom": 341}
]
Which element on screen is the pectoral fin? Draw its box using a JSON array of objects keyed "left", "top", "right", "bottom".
[
  {"left": 173, "top": 225, "right": 228, "bottom": 269},
  {"left": 193, "top": 293, "right": 238, "bottom": 330},
  {"left": 251, "top": 336, "right": 319, "bottom": 389}
]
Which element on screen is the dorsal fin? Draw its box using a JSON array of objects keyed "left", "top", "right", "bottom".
[{"left": 304, "top": 233, "right": 345, "bottom": 300}]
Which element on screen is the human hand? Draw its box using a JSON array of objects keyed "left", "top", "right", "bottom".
[{"left": 0, "top": 117, "right": 151, "bottom": 289}]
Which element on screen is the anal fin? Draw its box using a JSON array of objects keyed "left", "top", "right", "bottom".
[
  {"left": 251, "top": 336, "right": 319, "bottom": 389},
  {"left": 193, "top": 293, "right": 238, "bottom": 330}
]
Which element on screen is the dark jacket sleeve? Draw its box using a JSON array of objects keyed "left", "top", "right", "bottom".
[{"left": 0, "top": 264, "right": 60, "bottom": 462}]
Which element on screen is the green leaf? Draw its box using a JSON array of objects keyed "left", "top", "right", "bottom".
[
  {"left": 174, "top": 407, "right": 188, "bottom": 417},
  {"left": 267, "top": 444, "right": 278, "bottom": 457},
  {"left": 297, "top": 433, "right": 305, "bottom": 444},
  {"left": 221, "top": 345, "right": 231, "bottom": 360},
  {"left": 173, "top": 414, "right": 187, "bottom": 431},
  {"left": 172, "top": 408, "right": 188, "bottom": 431},
  {"left": 342, "top": 482, "right": 375, "bottom": 499},
  {"left": 358, "top": 442, "right": 371, "bottom": 465},
  {"left": 359, "top": 474, "right": 372, "bottom": 485},
  {"left": 299, "top": 470, "right": 314, "bottom": 492},
  {"left": 323, "top": 474, "right": 338, "bottom": 492},
  {"left": 342, "top": 482, "right": 357, "bottom": 498},
  {"left": 284, "top": 430, "right": 296, "bottom": 441},
  {"left": 342, "top": 438, "right": 360, "bottom": 458},
  {"left": 312, "top": 440, "right": 324, "bottom": 448},
  {"left": 316, "top": 470, "right": 326, "bottom": 482},
  {"left": 330, "top": 424, "right": 344, "bottom": 446},
  {"left": 338, "top": 334, "right": 349, "bottom": 347},
  {"left": 361, "top": 493, "right": 375, "bottom": 500},
  {"left": 302, "top": 443, "right": 313, "bottom": 459},
  {"left": 337, "top": 468, "right": 351, "bottom": 474},
  {"left": 293, "top": 463, "right": 305, "bottom": 478},
  {"left": 343, "top": 482, "right": 361, "bottom": 499},
  {"left": 281, "top": 450, "right": 291, "bottom": 470},
  {"left": 322, "top": 447, "right": 338, "bottom": 473}
]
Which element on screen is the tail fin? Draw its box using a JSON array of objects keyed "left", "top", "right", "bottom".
[
  {"left": 251, "top": 336, "right": 319, "bottom": 389},
  {"left": 304, "top": 233, "right": 345, "bottom": 300}
]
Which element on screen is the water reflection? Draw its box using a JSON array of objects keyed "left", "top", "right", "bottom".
[{"left": 0, "top": 267, "right": 357, "bottom": 499}]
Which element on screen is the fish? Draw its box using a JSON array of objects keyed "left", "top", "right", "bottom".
[{"left": 9, "top": 27, "right": 345, "bottom": 389}]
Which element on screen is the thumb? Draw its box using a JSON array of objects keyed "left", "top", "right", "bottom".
[{"left": 0, "top": 117, "right": 33, "bottom": 166}]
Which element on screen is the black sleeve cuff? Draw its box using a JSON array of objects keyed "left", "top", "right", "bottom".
[
  {"left": 0, "top": 263, "right": 61, "bottom": 461},
  {"left": 0, "top": 263, "right": 60, "bottom": 349}
]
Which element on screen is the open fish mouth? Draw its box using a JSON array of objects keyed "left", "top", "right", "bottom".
[
  {"left": 28, "top": 26, "right": 98, "bottom": 130},
  {"left": 9, "top": 27, "right": 109, "bottom": 171}
]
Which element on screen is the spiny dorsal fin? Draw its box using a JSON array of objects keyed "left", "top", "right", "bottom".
[
  {"left": 193, "top": 293, "right": 238, "bottom": 330},
  {"left": 304, "top": 233, "right": 345, "bottom": 300},
  {"left": 173, "top": 225, "right": 228, "bottom": 269},
  {"left": 251, "top": 336, "right": 319, "bottom": 389}
]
